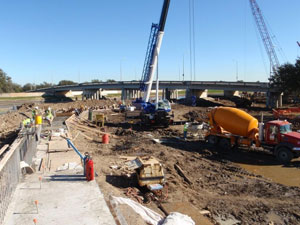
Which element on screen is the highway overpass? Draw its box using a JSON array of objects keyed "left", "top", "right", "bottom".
[{"left": 34, "top": 80, "right": 282, "bottom": 107}]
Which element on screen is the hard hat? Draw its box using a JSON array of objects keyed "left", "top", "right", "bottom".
[
  {"left": 48, "top": 107, "right": 51, "bottom": 111},
  {"left": 34, "top": 106, "right": 38, "bottom": 110}
]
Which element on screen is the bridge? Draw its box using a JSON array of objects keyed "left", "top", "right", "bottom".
[{"left": 35, "top": 80, "right": 282, "bottom": 107}]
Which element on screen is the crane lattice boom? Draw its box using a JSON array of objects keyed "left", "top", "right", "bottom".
[{"left": 249, "top": 0, "right": 280, "bottom": 76}]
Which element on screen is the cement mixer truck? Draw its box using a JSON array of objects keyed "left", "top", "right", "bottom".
[{"left": 206, "top": 107, "right": 300, "bottom": 163}]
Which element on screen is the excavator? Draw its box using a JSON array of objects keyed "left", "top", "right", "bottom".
[{"left": 134, "top": 0, "right": 173, "bottom": 127}]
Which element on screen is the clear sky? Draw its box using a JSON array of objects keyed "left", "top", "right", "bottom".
[{"left": 0, "top": 0, "right": 299, "bottom": 85}]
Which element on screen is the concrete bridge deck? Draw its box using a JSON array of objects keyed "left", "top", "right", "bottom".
[{"left": 35, "top": 80, "right": 277, "bottom": 93}]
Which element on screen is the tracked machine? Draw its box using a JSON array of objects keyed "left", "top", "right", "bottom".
[{"left": 134, "top": 0, "right": 173, "bottom": 128}]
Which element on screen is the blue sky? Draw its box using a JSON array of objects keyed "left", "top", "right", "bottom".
[{"left": 0, "top": 0, "right": 299, "bottom": 85}]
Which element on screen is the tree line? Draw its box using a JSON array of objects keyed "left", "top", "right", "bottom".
[
  {"left": 270, "top": 58, "right": 300, "bottom": 96},
  {"left": 0, "top": 69, "right": 115, "bottom": 93}
]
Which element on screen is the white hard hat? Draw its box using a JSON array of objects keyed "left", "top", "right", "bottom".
[
  {"left": 48, "top": 107, "right": 51, "bottom": 110},
  {"left": 34, "top": 106, "right": 38, "bottom": 110}
]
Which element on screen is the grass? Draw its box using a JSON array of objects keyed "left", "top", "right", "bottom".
[
  {"left": 208, "top": 90, "right": 223, "bottom": 94},
  {"left": 0, "top": 96, "right": 44, "bottom": 101}
]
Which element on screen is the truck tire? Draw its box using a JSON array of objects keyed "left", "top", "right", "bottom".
[
  {"left": 219, "top": 138, "right": 231, "bottom": 150},
  {"left": 207, "top": 135, "right": 218, "bottom": 145},
  {"left": 276, "top": 147, "right": 293, "bottom": 164}
]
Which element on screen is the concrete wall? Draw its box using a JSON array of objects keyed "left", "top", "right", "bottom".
[
  {"left": 0, "top": 128, "right": 38, "bottom": 224},
  {"left": 0, "top": 92, "right": 44, "bottom": 98}
]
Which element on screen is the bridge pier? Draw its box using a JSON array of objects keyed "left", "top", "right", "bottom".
[
  {"left": 82, "top": 89, "right": 103, "bottom": 100},
  {"left": 185, "top": 89, "right": 208, "bottom": 99},
  {"left": 170, "top": 90, "right": 179, "bottom": 99},
  {"left": 121, "top": 89, "right": 141, "bottom": 100},
  {"left": 267, "top": 92, "right": 283, "bottom": 108},
  {"left": 224, "top": 90, "right": 240, "bottom": 97}
]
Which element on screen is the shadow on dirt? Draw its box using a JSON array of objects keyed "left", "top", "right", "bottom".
[
  {"left": 106, "top": 174, "right": 137, "bottom": 188},
  {"left": 42, "top": 94, "right": 74, "bottom": 103},
  {"left": 159, "top": 137, "right": 300, "bottom": 167}
]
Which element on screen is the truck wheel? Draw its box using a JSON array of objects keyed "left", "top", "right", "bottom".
[
  {"left": 219, "top": 138, "right": 231, "bottom": 150},
  {"left": 207, "top": 135, "right": 218, "bottom": 145},
  {"left": 276, "top": 147, "right": 293, "bottom": 164}
]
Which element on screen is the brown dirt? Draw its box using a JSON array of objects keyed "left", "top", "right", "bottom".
[
  {"left": 3, "top": 98, "right": 300, "bottom": 224},
  {"left": 65, "top": 102, "right": 300, "bottom": 225}
]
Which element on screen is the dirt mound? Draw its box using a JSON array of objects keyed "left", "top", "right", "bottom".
[{"left": 183, "top": 110, "right": 208, "bottom": 122}]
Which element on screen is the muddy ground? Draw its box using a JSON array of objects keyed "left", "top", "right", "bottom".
[{"left": 2, "top": 98, "right": 300, "bottom": 224}]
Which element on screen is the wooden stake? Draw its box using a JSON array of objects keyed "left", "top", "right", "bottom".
[{"left": 174, "top": 163, "right": 193, "bottom": 185}]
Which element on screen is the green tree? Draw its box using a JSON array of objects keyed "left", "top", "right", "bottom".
[
  {"left": 91, "top": 79, "right": 102, "bottom": 83},
  {"left": 23, "top": 83, "right": 34, "bottom": 91},
  {"left": 269, "top": 58, "right": 300, "bottom": 95},
  {"left": 57, "top": 80, "right": 77, "bottom": 86},
  {"left": 106, "top": 79, "right": 116, "bottom": 82},
  {"left": 36, "top": 82, "right": 53, "bottom": 89},
  {"left": 0, "top": 69, "right": 22, "bottom": 93}
]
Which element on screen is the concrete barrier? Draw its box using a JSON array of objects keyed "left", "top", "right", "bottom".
[{"left": 0, "top": 128, "right": 38, "bottom": 224}]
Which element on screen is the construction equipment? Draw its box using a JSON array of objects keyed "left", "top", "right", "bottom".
[
  {"left": 131, "top": 156, "right": 165, "bottom": 191},
  {"left": 95, "top": 114, "right": 105, "bottom": 127},
  {"left": 62, "top": 137, "right": 94, "bottom": 179},
  {"left": 135, "top": 0, "right": 173, "bottom": 127},
  {"left": 249, "top": 0, "right": 280, "bottom": 77},
  {"left": 273, "top": 107, "right": 300, "bottom": 120},
  {"left": 206, "top": 107, "right": 300, "bottom": 163}
]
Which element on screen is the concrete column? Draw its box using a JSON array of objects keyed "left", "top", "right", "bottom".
[
  {"left": 121, "top": 88, "right": 124, "bottom": 100},
  {"left": 165, "top": 88, "right": 171, "bottom": 101},
  {"left": 278, "top": 92, "right": 283, "bottom": 108},
  {"left": 266, "top": 92, "right": 282, "bottom": 108}
]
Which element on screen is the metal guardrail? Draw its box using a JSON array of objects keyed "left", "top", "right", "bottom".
[{"left": 0, "top": 129, "right": 38, "bottom": 224}]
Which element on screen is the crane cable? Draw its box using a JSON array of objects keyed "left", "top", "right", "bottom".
[
  {"left": 189, "top": 0, "right": 193, "bottom": 81},
  {"left": 192, "top": 0, "right": 196, "bottom": 81},
  {"left": 189, "top": 0, "right": 196, "bottom": 81}
]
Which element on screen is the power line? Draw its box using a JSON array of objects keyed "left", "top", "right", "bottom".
[
  {"left": 189, "top": 0, "right": 193, "bottom": 81},
  {"left": 192, "top": 0, "right": 196, "bottom": 81}
]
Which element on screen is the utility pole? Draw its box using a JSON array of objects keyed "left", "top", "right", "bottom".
[
  {"left": 182, "top": 55, "right": 185, "bottom": 81},
  {"left": 236, "top": 61, "right": 239, "bottom": 81},
  {"left": 120, "top": 60, "right": 122, "bottom": 81}
]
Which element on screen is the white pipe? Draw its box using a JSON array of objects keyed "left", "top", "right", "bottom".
[
  {"left": 259, "top": 122, "right": 264, "bottom": 142},
  {"left": 143, "top": 31, "right": 164, "bottom": 103},
  {"left": 156, "top": 79, "right": 159, "bottom": 109}
]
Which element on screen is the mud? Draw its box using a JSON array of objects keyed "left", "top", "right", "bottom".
[
  {"left": 2, "top": 98, "right": 300, "bottom": 224},
  {"left": 65, "top": 103, "right": 300, "bottom": 225}
]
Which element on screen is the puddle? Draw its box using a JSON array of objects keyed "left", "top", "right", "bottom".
[{"left": 237, "top": 160, "right": 300, "bottom": 187}]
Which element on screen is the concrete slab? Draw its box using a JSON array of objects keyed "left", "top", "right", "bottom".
[
  {"left": 3, "top": 118, "right": 116, "bottom": 225},
  {"left": 4, "top": 170, "right": 116, "bottom": 225}
]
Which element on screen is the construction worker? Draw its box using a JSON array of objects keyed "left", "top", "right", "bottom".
[
  {"left": 32, "top": 106, "right": 39, "bottom": 119},
  {"left": 44, "top": 107, "right": 53, "bottom": 125},
  {"left": 183, "top": 122, "right": 189, "bottom": 140},
  {"left": 22, "top": 118, "right": 32, "bottom": 128}
]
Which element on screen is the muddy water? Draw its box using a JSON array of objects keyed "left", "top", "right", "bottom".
[{"left": 237, "top": 159, "right": 300, "bottom": 187}]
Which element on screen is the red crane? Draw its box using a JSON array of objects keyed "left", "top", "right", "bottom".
[{"left": 249, "top": 0, "right": 280, "bottom": 77}]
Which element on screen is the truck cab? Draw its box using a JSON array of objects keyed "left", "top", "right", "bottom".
[{"left": 264, "top": 120, "right": 300, "bottom": 163}]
